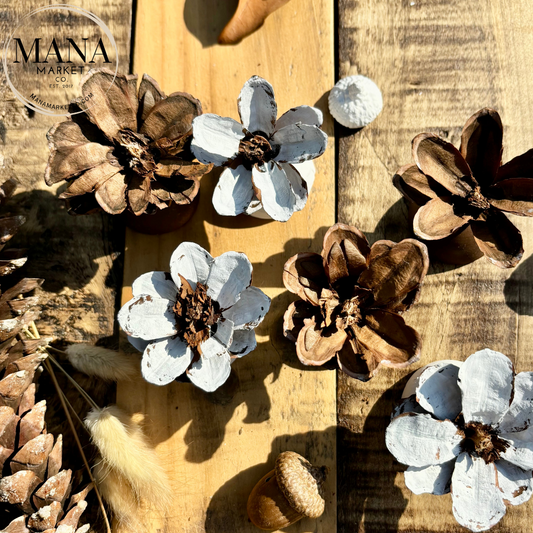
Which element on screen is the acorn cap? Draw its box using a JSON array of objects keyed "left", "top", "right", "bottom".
[
  {"left": 328, "top": 75, "right": 383, "bottom": 129},
  {"left": 275, "top": 451, "right": 327, "bottom": 519}
]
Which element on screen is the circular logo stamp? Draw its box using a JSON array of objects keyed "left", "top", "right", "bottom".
[{"left": 2, "top": 4, "right": 119, "bottom": 117}]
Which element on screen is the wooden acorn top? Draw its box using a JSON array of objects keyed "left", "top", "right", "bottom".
[{"left": 275, "top": 451, "right": 328, "bottom": 519}]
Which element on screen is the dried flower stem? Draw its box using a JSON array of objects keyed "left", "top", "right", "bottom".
[
  {"left": 43, "top": 357, "right": 112, "bottom": 533},
  {"left": 23, "top": 329, "right": 100, "bottom": 410},
  {"left": 24, "top": 322, "right": 112, "bottom": 532}
]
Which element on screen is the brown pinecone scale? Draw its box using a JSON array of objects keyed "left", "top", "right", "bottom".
[{"left": 0, "top": 177, "right": 91, "bottom": 532}]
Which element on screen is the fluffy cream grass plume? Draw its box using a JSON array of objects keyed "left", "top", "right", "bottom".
[
  {"left": 66, "top": 343, "right": 140, "bottom": 381},
  {"left": 93, "top": 460, "right": 145, "bottom": 531},
  {"left": 85, "top": 405, "right": 171, "bottom": 515}
]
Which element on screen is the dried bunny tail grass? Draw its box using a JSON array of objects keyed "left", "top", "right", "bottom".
[
  {"left": 93, "top": 460, "right": 146, "bottom": 533},
  {"left": 85, "top": 405, "right": 171, "bottom": 510},
  {"left": 66, "top": 344, "right": 140, "bottom": 381}
]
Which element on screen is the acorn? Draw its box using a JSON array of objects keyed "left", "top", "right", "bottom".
[{"left": 247, "top": 451, "right": 328, "bottom": 530}]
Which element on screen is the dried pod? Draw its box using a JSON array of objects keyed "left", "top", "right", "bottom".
[
  {"left": 191, "top": 75, "right": 327, "bottom": 222},
  {"left": 45, "top": 69, "right": 212, "bottom": 227},
  {"left": 118, "top": 242, "right": 271, "bottom": 392},
  {"left": 393, "top": 108, "right": 533, "bottom": 268},
  {"left": 386, "top": 349, "right": 533, "bottom": 532},
  {"left": 247, "top": 451, "right": 328, "bottom": 530},
  {"left": 328, "top": 75, "right": 383, "bottom": 128},
  {"left": 218, "top": 0, "right": 292, "bottom": 44},
  {"left": 282, "top": 223, "right": 429, "bottom": 381}
]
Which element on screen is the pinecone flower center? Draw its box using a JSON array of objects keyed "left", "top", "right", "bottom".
[
  {"left": 115, "top": 129, "right": 159, "bottom": 176},
  {"left": 173, "top": 275, "right": 221, "bottom": 348},
  {"left": 339, "top": 295, "right": 365, "bottom": 328},
  {"left": 319, "top": 290, "right": 366, "bottom": 330},
  {"left": 239, "top": 133, "right": 275, "bottom": 166},
  {"left": 461, "top": 421, "right": 509, "bottom": 464}
]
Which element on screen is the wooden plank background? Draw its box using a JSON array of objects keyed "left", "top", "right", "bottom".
[
  {"left": 4, "top": 0, "right": 533, "bottom": 532},
  {"left": 117, "top": 1, "right": 336, "bottom": 532},
  {"left": 337, "top": 0, "right": 533, "bottom": 532}
]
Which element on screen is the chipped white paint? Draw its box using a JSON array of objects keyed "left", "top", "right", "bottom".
[
  {"left": 190, "top": 113, "right": 244, "bottom": 166},
  {"left": 142, "top": 336, "right": 193, "bottom": 386},
  {"left": 188, "top": 351, "right": 232, "bottom": 392},
  {"left": 190, "top": 75, "right": 327, "bottom": 222},
  {"left": 170, "top": 242, "right": 213, "bottom": 291},
  {"left": 237, "top": 76, "right": 277, "bottom": 135},
  {"left": 499, "top": 371, "right": 533, "bottom": 433},
  {"left": 132, "top": 271, "right": 177, "bottom": 301},
  {"left": 388, "top": 349, "right": 533, "bottom": 532},
  {"left": 385, "top": 413, "right": 462, "bottom": 467},
  {"left": 496, "top": 460, "right": 533, "bottom": 506},
  {"left": 458, "top": 349, "right": 513, "bottom": 425},
  {"left": 118, "top": 243, "right": 270, "bottom": 392},
  {"left": 222, "top": 286, "right": 271, "bottom": 329},
  {"left": 206, "top": 252, "right": 252, "bottom": 309},
  {"left": 212, "top": 166, "right": 255, "bottom": 216},
  {"left": 404, "top": 460, "right": 454, "bottom": 495},
  {"left": 328, "top": 75, "right": 383, "bottom": 128},
  {"left": 451, "top": 453, "right": 506, "bottom": 532},
  {"left": 252, "top": 162, "right": 299, "bottom": 222},
  {"left": 273, "top": 123, "right": 328, "bottom": 164}
]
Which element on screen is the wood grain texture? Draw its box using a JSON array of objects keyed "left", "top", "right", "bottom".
[
  {"left": 0, "top": 3, "right": 132, "bottom": 531},
  {"left": 117, "top": 1, "right": 336, "bottom": 532},
  {"left": 0, "top": 0, "right": 131, "bottom": 345},
  {"left": 337, "top": 1, "right": 533, "bottom": 531}
]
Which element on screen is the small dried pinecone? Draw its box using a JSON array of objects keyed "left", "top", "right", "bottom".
[{"left": 0, "top": 178, "right": 91, "bottom": 532}]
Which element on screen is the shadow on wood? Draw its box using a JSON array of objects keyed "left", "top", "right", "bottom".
[
  {"left": 183, "top": 0, "right": 240, "bottom": 47},
  {"left": 337, "top": 373, "right": 410, "bottom": 533},
  {"left": 204, "top": 427, "right": 336, "bottom": 533},
  {"left": 504, "top": 252, "right": 533, "bottom": 316}
]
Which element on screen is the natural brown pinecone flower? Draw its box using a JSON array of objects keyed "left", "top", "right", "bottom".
[
  {"left": 45, "top": 69, "right": 212, "bottom": 216},
  {"left": 282, "top": 223, "right": 429, "bottom": 381},
  {"left": 0, "top": 179, "right": 91, "bottom": 532},
  {"left": 394, "top": 108, "right": 533, "bottom": 268}
]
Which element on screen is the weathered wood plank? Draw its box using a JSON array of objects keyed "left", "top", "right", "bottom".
[
  {"left": 117, "top": 1, "right": 336, "bottom": 532},
  {"left": 0, "top": 0, "right": 132, "bottom": 346},
  {"left": 337, "top": 1, "right": 533, "bottom": 531},
  {"left": 0, "top": 3, "right": 132, "bottom": 531}
]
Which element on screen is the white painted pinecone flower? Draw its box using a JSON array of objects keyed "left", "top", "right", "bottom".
[
  {"left": 118, "top": 242, "right": 271, "bottom": 392},
  {"left": 386, "top": 349, "right": 533, "bottom": 532},
  {"left": 191, "top": 75, "right": 328, "bottom": 222}
]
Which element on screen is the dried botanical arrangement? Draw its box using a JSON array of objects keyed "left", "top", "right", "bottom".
[
  {"left": 191, "top": 75, "right": 328, "bottom": 222},
  {"left": 45, "top": 69, "right": 211, "bottom": 219},
  {"left": 84, "top": 405, "right": 171, "bottom": 531},
  {"left": 218, "top": 0, "right": 292, "bottom": 44},
  {"left": 247, "top": 451, "right": 328, "bottom": 530},
  {"left": 283, "top": 223, "right": 429, "bottom": 381},
  {"left": 386, "top": 349, "right": 533, "bottom": 532},
  {"left": 328, "top": 75, "right": 383, "bottom": 129},
  {"left": 118, "top": 242, "right": 271, "bottom": 392},
  {"left": 0, "top": 178, "right": 91, "bottom": 532},
  {"left": 394, "top": 108, "right": 533, "bottom": 268},
  {"left": 45, "top": 342, "right": 169, "bottom": 531}
]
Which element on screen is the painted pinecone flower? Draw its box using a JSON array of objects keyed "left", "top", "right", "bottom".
[
  {"left": 45, "top": 69, "right": 211, "bottom": 216},
  {"left": 191, "top": 75, "right": 328, "bottom": 221},
  {"left": 394, "top": 108, "right": 533, "bottom": 268},
  {"left": 282, "top": 223, "right": 429, "bottom": 381},
  {"left": 118, "top": 242, "right": 271, "bottom": 392},
  {"left": 386, "top": 349, "right": 533, "bottom": 532}
]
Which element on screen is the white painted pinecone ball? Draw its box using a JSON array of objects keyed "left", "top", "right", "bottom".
[{"left": 328, "top": 75, "right": 383, "bottom": 128}]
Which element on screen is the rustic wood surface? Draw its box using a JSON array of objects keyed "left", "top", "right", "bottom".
[
  {"left": 0, "top": 0, "right": 131, "bottom": 346},
  {"left": 337, "top": 1, "right": 533, "bottom": 532},
  {"left": 117, "top": 1, "right": 336, "bottom": 532},
  {"left": 0, "top": 2, "right": 132, "bottom": 530}
]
